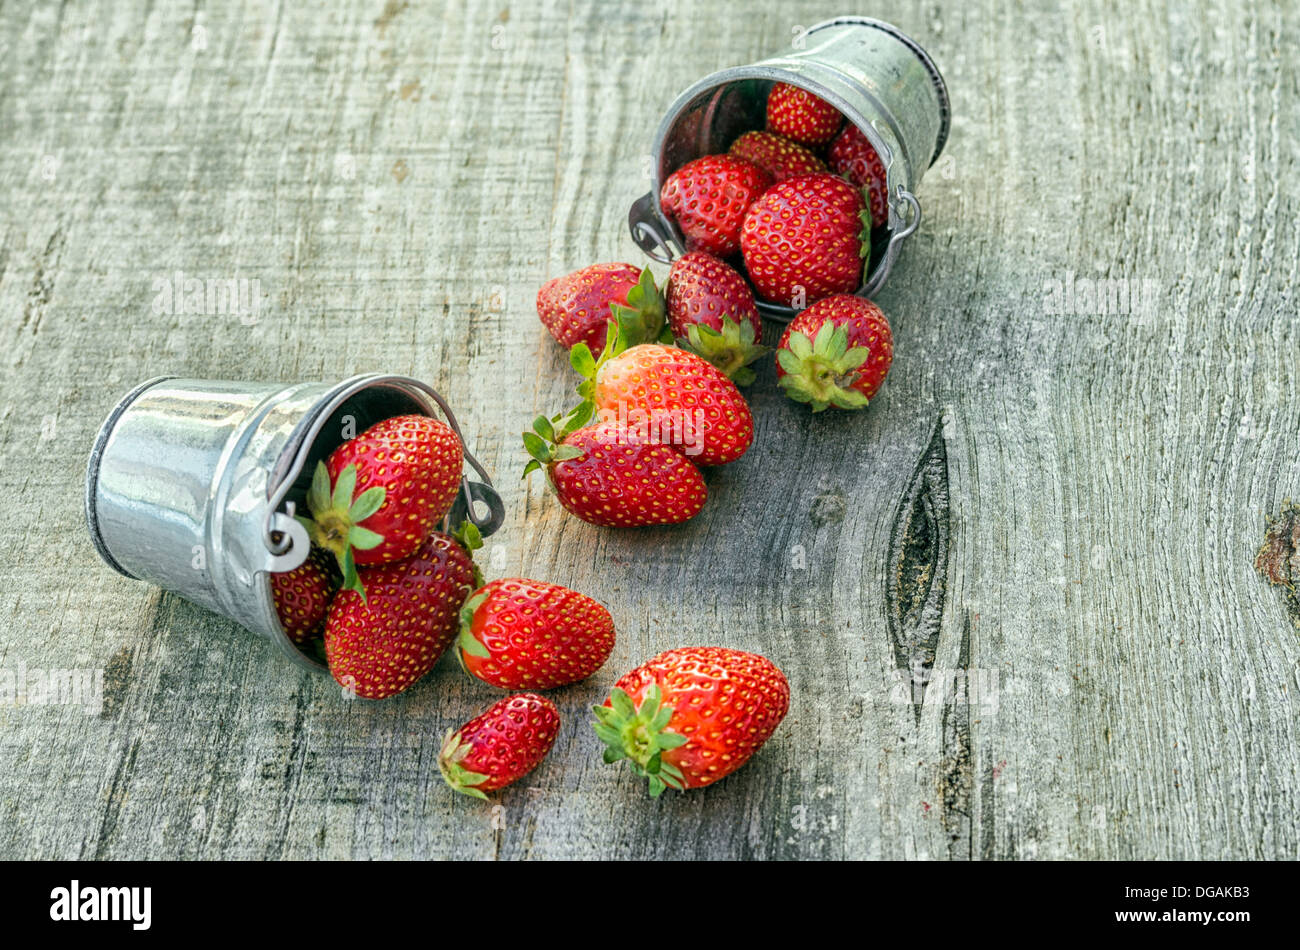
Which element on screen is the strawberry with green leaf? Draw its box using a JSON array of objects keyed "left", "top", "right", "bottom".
[
  {"left": 665, "top": 251, "right": 768, "bottom": 386},
  {"left": 439, "top": 693, "right": 561, "bottom": 798},
  {"left": 522, "top": 405, "right": 708, "bottom": 528},
  {"left": 775, "top": 294, "right": 893, "bottom": 412},
  {"left": 299, "top": 414, "right": 463, "bottom": 596},
  {"left": 593, "top": 647, "right": 790, "bottom": 797},
  {"left": 537, "top": 263, "right": 667, "bottom": 353}
]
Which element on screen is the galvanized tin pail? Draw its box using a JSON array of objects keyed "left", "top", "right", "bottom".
[
  {"left": 85, "top": 374, "right": 504, "bottom": 671},
  {"left": 628, "top": 15, "right": 950, "bottom": 322}
]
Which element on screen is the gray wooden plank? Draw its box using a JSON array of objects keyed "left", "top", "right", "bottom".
[{"left": 0, "top": 0, "right": 1296, "bottom": 860}]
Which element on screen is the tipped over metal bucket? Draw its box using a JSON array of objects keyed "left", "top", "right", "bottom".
[
  {"left": 628, "top": 16, "right": 950, "bottom": 321},
  {"left": 85, "top": 374, "right": 504, "bottom": 671}
]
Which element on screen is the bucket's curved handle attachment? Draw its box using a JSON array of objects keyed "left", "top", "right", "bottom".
[
  {"left": 628, "top": 192, "right": 683, "bottom": 264},
  {"left": 264, "top": 506, "right": 312, "bottom": 571},
  {"left": 862, "top": 187, "right": 921, "bottom": 296}
]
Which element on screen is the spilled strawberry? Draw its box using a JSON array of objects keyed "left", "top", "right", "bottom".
[
  {"left": 766, "top": 82, "right": 843, "bottom": 147},
  {"left": 271, "top": 548, "right": 337, "bottom": 644},
  {"left": 728, "top": 130, "right": 827, "bottom": 182},
  {"left": 324, "top": 527, "right": 479, "bottom": 699},
  {"left": 457, "top": 578, "right": 615, "bottom": 689},
  {"left": 593, "top": 647, "right": 789, "bottom": 797},
  {"left": 300, "top": 414, "right": 463, "bottom": 595},
  {"left": 659, "top": 154, "right": 771, "bottom": 258},
  {"left": 439, "top": 693, "right": 560, "bottom": 798},
  {"left": 572, "top": 339, "right": 755, "bottom": 467},
  {"left": 537, "top": 263, "right": 666, "bottom": 353},
  {"left": 740, "top": 173, "right": 867, "bottom": 306},
  {"left": 523, "top": 410, "right": 708, "bottom": 528},
  {"left": 665, "top": 251, "right": 768, "bottom": 386},
  {"left": 776, "top": 294, "right": 893, "bottom": 411},
  {"left": 829, "top": 123, "right": 889, "bottom": 228}
]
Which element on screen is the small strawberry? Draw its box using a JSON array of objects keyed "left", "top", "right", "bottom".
[
  {"left": 324, "top": 528, "right": 479, "bottom": 699},
  {"left": 301, "top": 414, "right": 464, "bottom": 596},
  {"left": 271, "top": 548, "right": 337, "bottom": 644},
  {"left": 766, "top": 82, "right": 843, "bottom": 147},
  {"left": 665, "top": 251, "right": 768, "bottom": 385},
  {"left": 571, "top": 341, "right": 755, "bottom": 466},
  {"left": 439, "top": 693, "right": 560, "bottom": 798},
  {"left": 523, "top": 408, "right": 708, "bottom": 528},
  {"left": 537, "top": 263, "right": 666, "bottom": 353},
  {"left": 659, "top": 154, "right": 771, "bottom": 258},
  {"left": 593, "top": 647, "right": 789, "bottom": 797},
  {"left": 829, "top": 124, "right": 889, "bottom": 228},
  {"left": 740, "top": 173, "right": 867, "bottom": 306},
  {"left": 728, "top": 130, "right": 827, "bottom": 182},
  {"left": 457, "top": 578, "right": 615, "bottom": 689},
  {"left": 776, "top": 294, "right": 893, "bottom": 411}
]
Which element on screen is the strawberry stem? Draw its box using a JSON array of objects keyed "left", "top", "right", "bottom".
[
  {"left": 297, "top": 461, "right": 387, "bottom": 599},
  {"left": 776, "top": 323, "right": 872, "bottom": 413},
  {"left": 591, "top": 685, "right": 689, "bottom": 798}
]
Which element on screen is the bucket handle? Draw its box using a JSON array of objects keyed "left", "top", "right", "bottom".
[
  {"left": 262, "top": 375, "right": 505, "bottom": 561},
  {"left": 863, "top": 187, "right": 921, "bottom": 296}
]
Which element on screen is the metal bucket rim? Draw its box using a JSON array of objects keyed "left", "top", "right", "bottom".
[
  {"left": 803, "top": 15, "right": 951, "bottom": 166},
  {"left": 85, "top": 375, "right": 178, "bottom": 580}
]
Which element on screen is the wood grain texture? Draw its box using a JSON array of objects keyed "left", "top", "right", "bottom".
[{"left": 0, "top": 0, "right": 1297, "bottom": 860}]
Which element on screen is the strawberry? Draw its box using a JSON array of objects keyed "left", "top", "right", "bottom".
[
  {"left": 270, "top": 548, "right": 337, "bottom": 644},
  {"left": 659, "top": 154, "right": 771, "bottom": 258},
  {"left": 524, "top": 411, "right": 708, "bottom": 528},
  {"left": 537, "top": 263, "right": 666, "bottom": 353},
  {"left": 571, "top": 341, "right": 755, "bottom": 466},
  {"left": 728, "top": 130, "right": 827, "bottom": 182},
  {"left": 457, "top": 578, "right": 615, "bottom": 689},
  {"left": 665, "top": 251, "right": 768, "bottom": 385},
  {"left": 324, "top": 528, "right": 479, "bottom": 699},
  {"left": 766, "top": 82, "right": 843, "bottom": 147},
  {"left": 740, "top": 173, "right": 867, "bottom": 306},
  {"left": 593, "top": 647, "right": 789, "bottom": 797},
  {"left": 776, "top": 295, "right": 893, "bottom": 411},
  {"left": 439, "top": 693, "right": 560, "bottom": 798},
  {"left": 829, "top": 124, "right": 889, "bottom": 228},
  {"left": 301, "top": 414, "right": 463, "bottom": 595}
]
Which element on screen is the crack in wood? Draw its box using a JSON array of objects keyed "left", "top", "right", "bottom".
[
  {"left": 885, "top": 417, "right": 951, "bottom": 722},
  {"left": 939, "top": 613, "right": 974, "bottom": 859},
  {"left": 1255, "top": 503, "right": 1300, "bottom": 630}
]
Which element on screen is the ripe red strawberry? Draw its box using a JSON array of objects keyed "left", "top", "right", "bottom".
[
  {"left": 537, "top": 263, "right": 665, "bottom": 353},
  {"left": 573, "top": 342, "right": 755, "bottom": 466},
  {"left": 659, "top": 154, "right": 771, "bottom": 258},
  {"left": 728, "top": 130, "right": 827, "bottom": 182},
  {"left": 593, "top": 647, "right": 789, "bottom": 797},
  {"left": 324, "top": 529, "right": 478, "bottom": 699},
  {"left": 665, "top": 251, "right": 768, "bottom": 385},
  {"left": 523, "top": 414, "right": 708, "bottom": 528},
  {"left": 776, "top": 295, "right": 893, "bottom": 411},
  {"left": 766, "top": 83, "right": 843, "bottom": 147},
  {"left": 271, "top": 549, "right": 337, "bottom": 643},
  {"left": 829, "top": 124, "right": 888, "bottom": 228},
  {"left": 457, "top": 578, "right": 615, "bottom": 689},
  {"left": 740, "top": 173, "right": 867, "bottom": 306},
  {"left": 302, "top": 414, "right": 464, "bottom": 595},
  {"left": 439, "top": 693, "right": 560, "bottom": 798}
]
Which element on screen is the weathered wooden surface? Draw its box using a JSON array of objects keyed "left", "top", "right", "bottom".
[{"left": 1, "top": 0, "right": 1297, "bottom": 860}]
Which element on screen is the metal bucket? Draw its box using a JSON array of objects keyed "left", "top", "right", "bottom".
[
  {"left": 628, "top": 15, "right": 950, "bottom": 322},
  {"left": 85, "top": 374, "right": 505, "bottom": 672}
]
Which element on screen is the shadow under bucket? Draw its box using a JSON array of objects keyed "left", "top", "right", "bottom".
[
  {"left": 628, "top": 16, "right": 950, "bottom": 322},
  {"left": 85, "top": 374, "right": 504, "bottom": 672}
]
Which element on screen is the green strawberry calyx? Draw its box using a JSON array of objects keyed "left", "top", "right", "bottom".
[
  {"left": 591, "top": 685, "right": 689, "bottom": 798},
  {"left": 455, "top": 589, "right": 491, "bottom": 670},
  {"left": 677, "top": 315, "right": 771, "bottom": 386},
  {"left": 451, "top": 520, "right": 485, "bottom": 588},
  {"left": 438, "top": 728, "right": 492, "bottom": 800},
  {"left": 608, "top": 266, "right": 670, "bottom": 352},
  {"left": 776, "top": 321, "right": 872, "bottom": 413},
  {"left": 296, "top": 461, "right": 386, "bottom": 599},
  {"left": 521, "top": 401, "right": 596, "bottom": 480}
]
